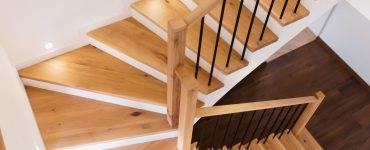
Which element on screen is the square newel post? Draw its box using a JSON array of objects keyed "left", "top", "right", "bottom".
[{"left": 167, "top": 18, "right": 187, "bottom": 127}]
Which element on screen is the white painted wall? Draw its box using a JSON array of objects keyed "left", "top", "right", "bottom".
[
  {"left": 0, "top": 0, "right": 134, "bottom": 67},
  {"left": 309, "top": 0, "right": 370, "bottom": 86},
  {"left": 0, "top": 44, "right": 45, "bottom": 150}
]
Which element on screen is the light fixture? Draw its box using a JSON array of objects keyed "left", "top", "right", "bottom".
[{"left": 44, "top": 42, "right": 54, "bottom": 50}]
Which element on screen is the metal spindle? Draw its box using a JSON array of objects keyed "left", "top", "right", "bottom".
[
  {"left": 226, "top": 0, "right": 245, "bottom": 66},
  {"left": 211, "top": 116, "right": 221, "bottom": 149},
  {"left": 208, "top": 0, "right": 227, "bottom": 86},
  {"left": 279, "top": 105, "right": 300, "bottom": 139},
  {"left": 221, "top": 114, "right": 234, "bottom": 148},
  {"left": 280, "top": 0, "right": 289, "bottom": 19},
  {"left": 294, "top": 0, "right": 302, "bottom": 13},
  {"left": 239, "top": 111, "right": 256, "bottom": 148},
  {"left": 230, "top": 112, "right": 245, "bottom": 148},
  {"left": 246, "top": 110, "right": 266, "bottom": 149},
  {"left": 241, "top": 0, "right": 260, "bottom": 60},
  {"left": 263, "top": 107, "right": 284, "bottom": 143},
  {"left": 288, "top": 104, "right": 308, "bottom": 134},
  {"left": 260, "top": 0, "right": 275, "bottom": 40},
  {"left": 273, "top": 106, "right": 293, "bottom": 138},
  {"left": 195, "top": 17, "right": 205, "bottom": 79},
  {"left": 257, "top": 108, "right": 276, "bottom": 143}
]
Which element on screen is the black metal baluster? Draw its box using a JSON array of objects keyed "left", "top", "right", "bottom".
[
  {"left": 195, "top": 17, "right": 205, "bottom": 79},
  {"left": 279, "top": 105, "right": 300, "bottom": 139},
  {"left": 241, "top": 0, "right": 260, "bottom": 60},
  {"left": 208, "top": 0, "right": 227, "bottom": 86},
  {"left": 280, "top": 0, "right": 289, "bottom": 19},
  {"left": 273, "top": 106, "right": 293, "bottom": 138},
  {"left": 294, "top": 0, "right": 302, "bottom": 13},
  {"left": 246, "top": 110, "right": 266, "bottom": 149},
  {"left": 239, "top": 111, "right": 256, "bottom": 148},
  {"left": 257, "top": 108, "right": 276, "bottom": 143},
  {"left": 260, "top": 0, "right": 275, "bottom": 40},
  {"left": 226, "top": 0, "right": 245, "bottom": 66},
  {"left": 221, "top": 114, "right": 234, "bottom": 148},
  {"left": 230, "top": 112, "right": 245, "bottom": 148},
  {"left": 263, "top": 107, "right": 284, "bottom": 144},
  {"left": 288, "top": 104, "right": 308, "bottom": 134},
  {"left": 211, "top": 116, "right": 221, "bottom": 149}
]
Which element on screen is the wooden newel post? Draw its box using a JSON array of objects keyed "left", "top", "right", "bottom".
[
  {"left": 167, "top": 18, "right": 188, "bottom": 127},
  {"left": 176, "top": 67, "right": 199, "bottom": 150},
  {"left": 292, "top": 91, "right": 326, "bottom": 134}
]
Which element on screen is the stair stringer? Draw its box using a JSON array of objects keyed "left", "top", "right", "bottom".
[{"left": 131, "top": 0, "right": 340, "bottom": 108}]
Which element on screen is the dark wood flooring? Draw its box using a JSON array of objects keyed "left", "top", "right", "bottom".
[{"left": 194, "top": 40, "right": 370, "bottom": 150}]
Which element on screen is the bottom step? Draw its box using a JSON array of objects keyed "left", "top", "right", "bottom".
[{"left": 26, "top": 87, "right": 175, "bottom": 149}]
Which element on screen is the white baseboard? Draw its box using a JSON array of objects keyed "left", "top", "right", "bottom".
[{"left": 22, "top": 78, "right": 167, "bottom": 114}]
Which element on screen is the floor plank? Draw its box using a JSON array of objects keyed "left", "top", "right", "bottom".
[
  {"left": 259, "top": 0, "right": 310, "bottom": 26},
  {"left": 132, "top": 0, "right": 248, "bottom": 75},
  {"left": 110, "top": 138, "right": 177, "bottom": 150},
  {"left": 88, "top": 17, "right": 223, "bottom": 94},
  {"left": 26, "top": 87, "right": 174, "bottom": 149},
  {"left": 194, "top": 0, "right": 278, "bottom": 52},
  {"left": 194, "top": 40, "right": 370, "bottom": 150},
  {"left": 19, "top": 45, "right": 168, "bottom": 107}
]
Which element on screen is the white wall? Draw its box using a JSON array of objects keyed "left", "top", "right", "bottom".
[
  {"left": 0, "top": 0, "right": 134, "bottom": 67},
  {"left": 310, "top": 0, "right": 370, "bottom": 86},
  {"left": 0, "top": 44, "right": 45, "bottom": 150}
]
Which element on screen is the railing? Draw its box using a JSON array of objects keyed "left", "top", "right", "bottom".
[
  {"left": 178, "top": 91, "right": 325, "bottom": 149},
  {"left": 166, "top": 0, "right": 309, "bottom": 148}
]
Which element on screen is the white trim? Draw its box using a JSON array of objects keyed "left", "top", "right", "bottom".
[
  {"left": 88, "top": 37, "right": 167, "bottom": 83},
  {"left": 56, "top": 130, "right": 177, "bottom": 150},
  {"left": 22, "top": 78, "right": 167, "bottom": 114}
]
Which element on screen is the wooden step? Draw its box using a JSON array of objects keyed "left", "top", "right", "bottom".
[
  {"left": 88, "top": 17, "right": 223, "bottom": 94},
  {"left": 26, "top": 87, "right": 175, "bottom": 149},
  {"left": 295, "top": 128, "right": 323, "bottom": 150},
  {"left": 262, "top": 134, "right": 287, "bottom": 150},
  {"left": 279, "top": 131, "right": 305, "bottom": 150},
  {"left": 109, "top": 138, "right": 178, "bottom": 150},
  {"left": 19, "top": 45, "right": 170, "bottom": 108},
  {"left": 259, "top": 0, "right": 310, "bottom": 26},
  {"left": 132, "top": 0, "right": 248, "bottom": 75},
  {"left": 194, "top": 0, "right": 278, "bottom": 52},
  {"left": 246, "top": 139, "right": 266, "bottom": 150}
]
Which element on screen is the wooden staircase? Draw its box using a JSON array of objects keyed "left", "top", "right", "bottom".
[{"left": 14, "top": 0, "right": 333, "bottom": 149}]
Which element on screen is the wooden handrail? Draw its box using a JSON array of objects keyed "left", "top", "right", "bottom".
[
  {"left": 184, "top": 0, "right": 218, "bottom": 26},
  {"left": 0, "top": 129, "right": 5, "bottom": 150},
  {"left": 196, "top": 95, "right": 320, "bottom": 117}
]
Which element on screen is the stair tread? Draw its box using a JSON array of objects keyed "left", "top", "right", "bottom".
[
  {"left": 132, "top": 0, "right": 249, "bottom": 75},
  {"left": 295, "top": 128, "right": 323, "bottom": 150},
  {"left": 109, "top": 138, "right": 178, "bottom": 150},
  {"left": 259, "top": 0, "right": 310, "bottom": 26},
  {"left": 88, "top": 17, "right": 223, "bottom": 94},
  {"left": 19, "top": 45, "right": 171, "bottom": 107},
  {"left": 280, "top": 132, "right": 305, "bottom": 150},
  {"left": 247, "top": 139, "right": 266, "bottom": 150},
  {"left": 26, "top": 87, "right": 175, "bottom": 149},
  {"left": 194, "top": 0, "right": 278, "bottom": 52},
  {"left": 263, "top": 135, "right": 287, "bottom": 150}
]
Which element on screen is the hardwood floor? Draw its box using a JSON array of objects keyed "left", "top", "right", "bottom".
[
  {"left": 194, "top": 40, "right": 370, "bottom": 150},
  {"left": 26, "top": 87, "right": 174, "bottom": 149}
]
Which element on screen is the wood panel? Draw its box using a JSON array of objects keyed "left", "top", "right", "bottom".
[
  {"left": 259, "top": 0, "right": 310, "bottom": 26},
  {"left": 194, "top": 0, "right": 278, "bottom": 52},
  {"left": 26, "top": 87, "right": 175, "bottom": 149},
  {"left": 132, "top": 0, "right": 248, "bottom": 75},
  {"left": 88, "top": 17, "right": 223, "bottom": 94},
  {"left": 262, "top": 134, "right": 286, "bottom": 150},
  {"left": 295, "top": 128, "right": 323, "bottom": 150},
  {"left": 193, "top": 40, "right": 370, "bottom": 149},
  {"left": 110, "top": 138, "right": 177, "bottom": 150},
  {"left": 19, "top": 45, "right": 168, "bottom": 106},
  {"left": 0, "top": 130, "right": 5, "bottom": 150},
  {"left": 279, "top": 131, "right": 305, "bottom": 150}
]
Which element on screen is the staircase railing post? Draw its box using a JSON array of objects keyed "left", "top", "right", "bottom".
[
  {"left": 176, "top": 68, "right": 199, "bottom": 150},
  {"left": 167, "top": 18, "right": 187, "bottom": 127},
  {"left": 292, "top": 91, "right": 325, "bottom": 134}
]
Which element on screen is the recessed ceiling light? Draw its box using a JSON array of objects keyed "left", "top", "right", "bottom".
[{"left": 44, "top": 42, "right": 54, "bottom": 50}]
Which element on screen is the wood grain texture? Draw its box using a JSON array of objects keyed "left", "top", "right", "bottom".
[
  {"left": 295, "top": 128, "right": 323, "bottom": 150},
  {"left": 132, "top": 0, "right": 248, "bottom": 75},
  {"left": 0, "top": 130, "right": 5, "bottom": 150},
  {"left": 279, "top": 131, "right": 305, "bottom": 150},
  {"left": 262, "top": 134, "right": 287, "bottom": 150},
  {"left": 259, "top": 0, "right": 310, "bottom": 26},
  {"left": 194, "top": 0, "right": 278, "bottom": 52},
  {"left": 26, "top": 87, "right": 174, "bottom": 150},
  {"left": 110, "top": 138, "right": 178, "bottom": 150},
  {"left": 244, "top": 139, "right": 265, "bottom": 150},
  {"left": 19, "top": 45, "right": 168, "bottom": 107},
  {"left": 87, "top": 18, "right": 223, "bottom": 95}
]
